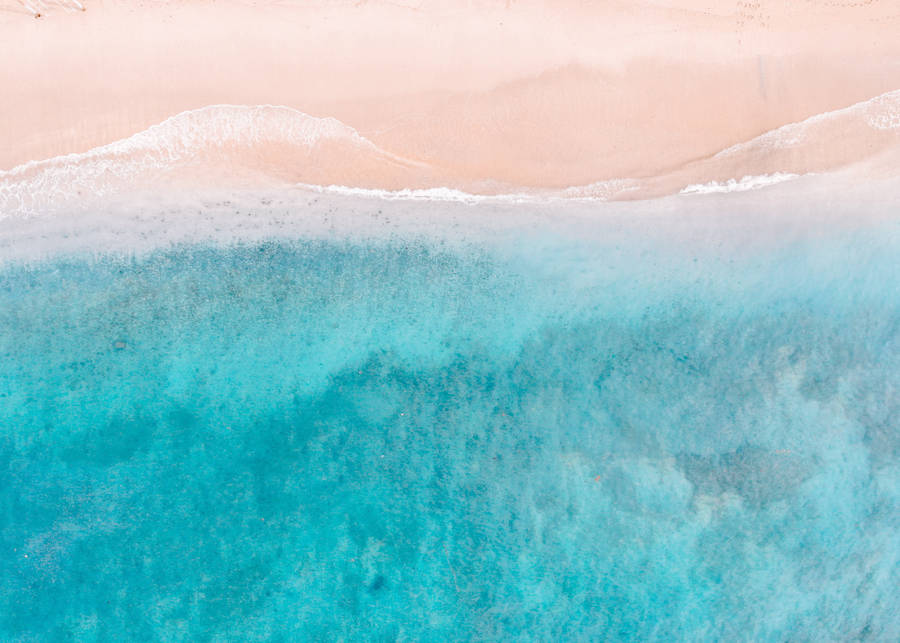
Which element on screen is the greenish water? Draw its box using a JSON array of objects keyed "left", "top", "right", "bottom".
[{"left": 1, "top": 218, "right": 898, "bottom": 641}]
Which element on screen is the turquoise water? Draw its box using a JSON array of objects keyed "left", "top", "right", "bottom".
[{"left": 1, "top": 211, "right": 899, "bottom": 641}]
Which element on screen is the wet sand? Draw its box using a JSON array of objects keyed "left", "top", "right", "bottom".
[{"left": 1, "top": 0, "right": 899, "bottom": 196}]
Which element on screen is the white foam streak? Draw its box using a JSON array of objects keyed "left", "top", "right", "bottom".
[
  {"left": 2, "top": 105, "right": 381, "bottom": 178},
  {"left": 298, "top": 180, "right": 644, "bottom": 204},
  {"left": 297, "top": 183, "right": 540, "bottom": 204},
  {"left": 715, "top": 89, "right": 900, "bottom": 158},
  {"left": 680, "top": 173, "right": 801, "bottom": 195},
  {"left": 560, "top": 179, "right": 641, "bottom": 200},
  {"left": 866, "top": 92, "right": 900, "bottom": 131},
  {"left": 2, "top": 88, "right": 899, "bottom": 217},
  {"left": 0, "top": 104, "right": 421, "bottom": 218}
]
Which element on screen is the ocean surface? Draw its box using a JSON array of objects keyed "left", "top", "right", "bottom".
[{"left": 1, "top": 189, "right": 899, "bottom": 641}]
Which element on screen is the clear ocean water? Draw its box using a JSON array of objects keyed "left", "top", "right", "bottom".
[{"left": 1, "top": 200, "right": 898, "bottom": 641}]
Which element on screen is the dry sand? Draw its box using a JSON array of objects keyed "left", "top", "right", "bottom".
[{"left": 1, "top": 0, "right": 899, "bottom": 197}]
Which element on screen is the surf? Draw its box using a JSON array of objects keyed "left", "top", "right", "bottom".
[{"left": 2, "top": 89, "right": 899, "bottom": 218}]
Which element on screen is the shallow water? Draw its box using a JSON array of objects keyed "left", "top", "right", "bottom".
[{"left": 1, "top": 202, "right": 899, "bottom": 641}]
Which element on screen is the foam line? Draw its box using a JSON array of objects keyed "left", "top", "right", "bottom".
[
  {"left": 714, "top": 89, "right": 900, "bottom": 159},
  {"left": 679, "top": 173, "right": 801, "bottom": 195}
]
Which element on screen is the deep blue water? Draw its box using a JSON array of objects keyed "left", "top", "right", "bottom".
[{"left": 1, "top": 218, "right": 899, "bottom": 641}]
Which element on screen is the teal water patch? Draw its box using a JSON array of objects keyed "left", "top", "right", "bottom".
[{"left": 1, "top": 224, "right": 899, "bottom": 641}]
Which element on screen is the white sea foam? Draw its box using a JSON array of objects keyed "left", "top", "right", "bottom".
[
  {"left": 715, "top": 89, "right": 900, "bottom": 158},
  {"left": 865, "top": 91, "right": 900, "bottom": 131},
  {"left": 298, "top": 179, "right": 649, "bottom": 204},
  {"left": 296, "top": 183, "right": 543, "bottom": 204},
  {"left": 2, "top": 89, "right": 899, "bottom": 218},
  {"left": 2, "top": 104, "right": 390, "bottom": 178},
  {"left": 560, "top": 179, "right": 642, "bottom": 200},
  {"left": 0, "top": 104, "right": 423, "bottom": 218},
  {"left": 680, "top": 173, "right": 801, "bottom": 195}
]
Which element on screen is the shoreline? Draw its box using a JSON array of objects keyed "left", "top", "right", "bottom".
[
  {"left": 2, "top": 0, "right": 900, "bottom": 195},
  {"left": 3, "top": 165, "right": 898, "bottom": 266},
  {"left": 2, "top": 88, "right": 898, "bottom": 218}
]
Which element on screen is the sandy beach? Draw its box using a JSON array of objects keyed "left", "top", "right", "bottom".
[
  {"left": 4, "top": 4, "right": 900, "bottom": 641},
  {"left": 2, "top": 0, "right": 899, "bottom": 203}
]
